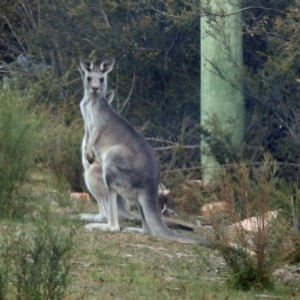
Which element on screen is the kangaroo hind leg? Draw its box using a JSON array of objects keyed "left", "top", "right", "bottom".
[
  {"left": 80, "top": 163, "right": 108, "bottom": 223},
  {"left": 83, "top": 190, "right": 119, "bottom": 232},
  {"left": 117, "top": 195, "right": 139, "bottom": 220},
  {"left": 124, "top": 199, "right": 151, "bottom": 234},
  {"left": 83, "top": 164, "right": 119, "bottom": 232}
]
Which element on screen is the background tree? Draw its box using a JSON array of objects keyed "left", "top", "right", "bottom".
[
  {"left": 200, "top": 0, "right": 244, "bottom": 181},
  {"left": 0, "top": 0, "right": 300, "bottom": 189}
]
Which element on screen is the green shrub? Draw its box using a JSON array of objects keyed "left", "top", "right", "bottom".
[
  {"left": 0, "top": 90, "right": 42, "bottom": 217},
  {"left": 210, "top": 155, "right": 292, "bottom": 290},
  {"left": 0, "top": 234, "right": 11, "bottom": 300},
  {"left": 0, "top": 216, "right": 74, "bottom": 300},
  {"left": 38, "top": 115, "right": 84, "bottom": 192}
]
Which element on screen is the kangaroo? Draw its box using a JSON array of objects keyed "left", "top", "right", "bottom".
[
  {"left": 79, "top": 58, "right": 191, "bottom": 230},
  {"left": 83, "top": 60, "right": 209, "bottom": 245},
  {"left": 79, "top": 58, "right": 138, "bottom": 224}
]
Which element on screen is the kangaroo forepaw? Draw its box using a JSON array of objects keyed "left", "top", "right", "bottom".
[
  {"left": 85, "top": 151, "right": 95, "bottom": 164},
  {"left": 87, "top": 156, "right": 95, "bottom": 164}
]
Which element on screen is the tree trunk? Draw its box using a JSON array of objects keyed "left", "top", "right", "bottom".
[{"left": 200, "top": 0, "right": 244, "bottom": 181}]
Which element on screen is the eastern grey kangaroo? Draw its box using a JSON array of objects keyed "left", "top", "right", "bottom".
[
  {"left": 79, "top": 58, "right": 138, "bottom": 225},
  {"left": 79, "top": 58, "right": 189, "bottom": 229},
  {"left": 83, "top": 58, "right": 208, "bottom": 244}
]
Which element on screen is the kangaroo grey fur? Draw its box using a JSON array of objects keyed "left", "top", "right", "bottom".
[
  {"left": 83, "top": 65, "right": 209, "bottom": 245},
  {"left": 79, "top": 58, "right": 194, "bottom": 233},
  {"left": 79, "top": 58, "right": 138, "bottom": 225}
]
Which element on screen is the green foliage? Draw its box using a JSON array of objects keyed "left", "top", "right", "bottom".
[
  {"left": 38, "top": 115, "right": 84, "bottom": 191},
  {"left": 0, "top": 0, "right": 200, "bottom": 138},
  {"left": 1, "top": 2, "right": 300, "bottom": 297},
  {"left": 222, "top": 246, "right": 274, "bottom": 290},
  {"left": 1, "top": 1, "right": 300, "bottom": 182},
  {"left": 0, "top": 217, "right": 74, "bottom": 300},
  {"left": 201, "top": 114, "right": 244, "bottom": 165},
  {"left": 0, "top": 90, "right": 41, "bottom": 217},
  {"left": 210, "top": 155, "right": 293, "bottom": 290},
  {"left": 242, "top": 3, "right": 300, "bottom": 180},
  {"left": 0, "top": 1, "right": 204, "bottom": 188},
  {"left": 0, "top": 240, "right": 10, "bottom": 300},
  {"left": 0, "top": 169, "right": 298, "bottom": 299}
]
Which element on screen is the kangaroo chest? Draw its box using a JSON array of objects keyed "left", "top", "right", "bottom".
[{"left": 86, "top": 99, "right": 111, "bottom": 140}]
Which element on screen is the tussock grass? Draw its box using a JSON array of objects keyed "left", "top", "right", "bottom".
[
  {"left": 0, "top": 169, "right": 298, "bottom": 300},
  {"left": 205, "top": 155, "right": 298, "bottom": 291},
  {"left": 0, "top": 98, "right": 298, "bottom": 299}
]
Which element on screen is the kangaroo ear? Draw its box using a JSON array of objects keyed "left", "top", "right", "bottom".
[
  {"left": 106, "top": 89, "right": 115, "bottom": 104},
  {"left": 80, "top": 58, "right": 93, "bottom": 72},
  {"left": 100, "top": 57, "right": 115, "bottom": 74}
]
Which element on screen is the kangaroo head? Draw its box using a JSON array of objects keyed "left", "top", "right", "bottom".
[{"left": 80, "top": 57, "right": 115, "bottom": 95}]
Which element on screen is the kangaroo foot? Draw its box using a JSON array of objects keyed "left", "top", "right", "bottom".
[
  {"left": 83, "top": 223, "right": 120, "bottom": 232},
  {"left": 123, "top": 227, "right": 150, "bottom": 235},
  {"left": 79, "top": 213, "right": 107, "bottom": 222}
]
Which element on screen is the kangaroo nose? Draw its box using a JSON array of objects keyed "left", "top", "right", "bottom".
[{"left": 92, "top": 86, "right": 99, "bottom": 92}]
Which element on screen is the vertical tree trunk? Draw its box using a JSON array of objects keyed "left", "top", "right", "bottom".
[{"left": 200, "top": 0, "right": 244, "bottom": 181}]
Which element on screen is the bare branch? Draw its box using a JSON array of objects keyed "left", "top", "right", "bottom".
[
  {"left": 146, "top": 137, "right": 179, "bottom": 145},
  {"left": 20, "top": 0, "right": 38, "bottom": 30},
  {"left": 204, "top": 6, "right": 285, "bottom": 18},
  {"left": 162, "top": 161, "right": 300, "bottom": 174},
  {"left": 150, "top": 5, "right": 285, "bottom": 20},
  {"left": 162, "top": 166, "right": 202, "bottom": 173},
  {"left": 164, "top": 32, "right": 179, "bottom": 71},
  {"left": 2, "top": 16, "right": 27, "bottom": 53},
  {"left": 120, "top": 72, "right": 135, "bottom": 113},
  {"left": 154, "top": 145, "right": 200, "bottom": 151},
  {"left": 100, "top": 8, "right": 111, "bottom": 28}
]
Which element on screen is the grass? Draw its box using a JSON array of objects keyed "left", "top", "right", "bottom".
[
  {"left": 1, "top": 85, "right": 299, "bottom": 299},
  {"left": 0, "top": 170, "right": 299, "bottom": 299}
]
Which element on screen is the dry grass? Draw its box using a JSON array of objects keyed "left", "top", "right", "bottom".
[{"left": 0, "top": 171, "right": 299, "bottom": 299}]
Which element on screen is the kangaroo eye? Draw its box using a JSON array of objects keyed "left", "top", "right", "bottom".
[
  {"left": 100, "top": 78, "right": 104, "bottom": 83},
  {"left": 87, "top": 76, "right": 91, "bottom": 82}
]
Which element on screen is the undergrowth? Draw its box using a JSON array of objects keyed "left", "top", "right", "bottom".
[
  {"left": 0, "top": 90, "right": 42, "bottom": 217},
  {"left": 0, "top": 213, "right": 75, "bottom": 300},
  {"left": 209, "top": 154, "right": 297, "bottom": 290}
]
